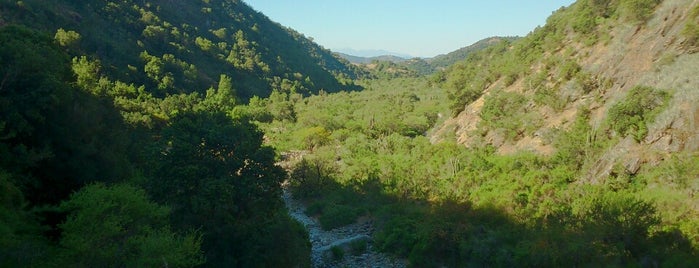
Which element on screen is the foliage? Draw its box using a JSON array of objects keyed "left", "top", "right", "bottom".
[
  {"left": 682, "top": 4, "right": 699, "bottom": 49},
  {"left": 265, "top": 74, "right": 697, "bottom": 267},
  {"left": 57, "top": 183, "right": 204, "bottom": 267},
  {"left": 606, "top": 85, "right": 670, "bottom": 142},
  {"left": 479, "top": 90, "right": 541, "bottom": 141},
  {"left": 0, "top": 24, "right": 310, "bottom": 267},
  {"left": 144, "top": 110, "right": 308, "bottom": 266},
  {"left": 0, "top": 25, "right": 132, "bottom": 205},
  {"left": 0, "top": 0, "right": 363, "bottom": 101}
]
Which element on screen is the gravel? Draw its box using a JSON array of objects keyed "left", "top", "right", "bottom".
[{"left": 282, "top": 188, "right": 407, "bottom": 268}]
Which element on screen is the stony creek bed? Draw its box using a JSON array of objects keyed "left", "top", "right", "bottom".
[{"left": 282, "top": 188, "right": 407, "bottom": 268}]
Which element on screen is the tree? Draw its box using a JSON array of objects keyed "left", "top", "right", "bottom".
[
  {"left": 201, "top": 74, "right": 236, "bottom": 112},
  {"left": 57, "top": 183, "right": 204, "bottom": 267},
  {"left": 54, "top": 28, "right": 81, "bottom": 48},
  {"left": 0, "top": 25, "right": 132, "bottom": 205},
  {"left": 145, "top": 111, "right": 307, "bottom": 266}
]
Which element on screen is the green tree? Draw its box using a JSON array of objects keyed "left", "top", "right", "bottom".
[
  {"left": 54, "top": 28, "right": 80, "bottom": 48},
  {"left": 0, "top": 25, "right": 132, "bottom": 205},
  {"left": 146, "top": 111, "right": 307, "bottom": 266},
  {"left": 57, "top": 183, "right": 204, "bottom": 267}
]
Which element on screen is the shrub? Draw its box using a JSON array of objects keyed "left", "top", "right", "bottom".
[
  {"left": 319, "top": 204, "right": 361, "bottom": 230},
  {"left": 682, "top": 5, "right": 699, "bottom": 48},
  {"left": 349, "top": 239, "right": 368, "bottom": 255},
  {"left": 606, "top": 86, "right": 670, "bottom": 142},
  {"left": 331, "top": 246, "right": 344, "bottom": 260},
  {"left": 619, "top": 0, "right": 661, "bottom": 23}
]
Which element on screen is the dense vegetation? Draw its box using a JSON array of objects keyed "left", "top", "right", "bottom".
[
  {"left": 242, "top": 0, "right": 698, "bottom": 266},
  {"left": 254, "top": 76, "right": 697, "bottom": 267},
  {"left": 0, "top": 0, "right": 362, "bottom": 101},
  {"left": 2, "top": 0, "right": 699, "bottom": 267},
  {"left": 0, "top": 0, "right": 315, "bottom": 265}
]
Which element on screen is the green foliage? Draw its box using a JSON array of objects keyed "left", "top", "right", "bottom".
[
  {"left": 0, "top": 170, "right": 49, "bottom": 267},
  {"left": 0, "top": 0, "right": 363, "bottom": 101},
  {"left": 349, "top": 239, "right": 368, "bottom": 255},
  {"left": 479, "top": 91, "right": 538, "bottom": 141},
  {"left": 268, "top": 73, "right": 696, "bottom": 267},
  {"left": 57, "top": 183, "right": 204, "bottom": 267},
  {"left": 606, "top": 85, "right": 670, "bottom": 141},
  {"left": 0, "top": 25, "right": 132, "bottom": 205},
  {"left": 145, "top": 110, "right": 301, "bottom": 266},
  {"left": 331, "top": 245, "right": 345, "bottom": 260},
  {"left": 553, "top": 108, "right": 605, "bottom": 171},
  {"left": 618, "top": 0, "right": 661, "bottom": 23},
  {"left": 682, "top": 5, "right": 699, "bottom": 48},
  {"left": 54, "top": 28, "right": 80, "bottom": 47}
]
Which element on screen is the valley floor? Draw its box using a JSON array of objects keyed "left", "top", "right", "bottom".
[{"left": 282, "top": 186, "right": 406, "bottom": 268}]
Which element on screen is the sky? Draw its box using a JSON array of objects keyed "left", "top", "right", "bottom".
[{"left": 244, "top": 0, "right": 577, "bottom": 58}]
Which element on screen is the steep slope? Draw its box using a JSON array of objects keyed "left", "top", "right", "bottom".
[
  {"left": 0, "top": 0, "right": 361, "bottom": 100},
  {"left": 435, "top": 0, "right": 699, "bottom": 182}
]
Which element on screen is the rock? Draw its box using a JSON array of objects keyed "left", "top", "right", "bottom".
[{"left": 281, "top": 186, "right": 407, "bottom": 268}]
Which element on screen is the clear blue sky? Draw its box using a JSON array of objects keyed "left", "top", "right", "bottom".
[{"left": 244, "top": 0, "right": 577, "bottom": 58}]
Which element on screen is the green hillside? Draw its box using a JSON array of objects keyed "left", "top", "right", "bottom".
[
  {"left": 254, "top": 0, "right": 699, "bottom": 266},
  {"left": 427, "top": 36, "right": 521, "bottom": 70},
  {"left": 2, "top": 0, "right": 699, "bottom": 267},
  {"left": 0, "top": 0, "right": 361, "bottom": 100}
]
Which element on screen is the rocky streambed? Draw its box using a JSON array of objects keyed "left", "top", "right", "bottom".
[{"left": 282, "top": 188, "right": 406, "bottom": 268}]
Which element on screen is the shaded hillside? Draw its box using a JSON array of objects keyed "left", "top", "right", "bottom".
[
  {"left": 427, "top": 36, "right": 520, "bottom": 70},
  {"left": 0, "top": 0, "right": 362, "bottom": 100},
  {"left": 336, "top": 52, "right": 408, "bottom": 64}
]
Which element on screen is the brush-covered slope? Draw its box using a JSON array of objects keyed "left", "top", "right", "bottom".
[
  {"left": 436, "top": 0, "right": 698, "bottom": 168},
  {"left": 0, "top": 0, "right": 361, "bottom": 100}
]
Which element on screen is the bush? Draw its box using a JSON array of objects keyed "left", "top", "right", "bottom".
[
  {"left": 606, "top": 85, "right": 670, "bottom": 142},
  {"left": 619, "top": 0, "right": 661, "bottom": 23},
  {"left": 331, "top": 245, "right": 345, "bottom": 260},
  {"left": 349, "top": 239, "right": 368, "bottom": 255},
  {"left": 682, "top": 6, "right": 699, "bottom": 48},
  {"left": 319, "top": 204, "right": 361, "bottom": 230}
]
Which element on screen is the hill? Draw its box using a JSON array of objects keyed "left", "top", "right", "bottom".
[
  {"left": 336, "top": 52, "right": 408, "bottom": 64},
  {"left": 0, "top": 0, "right": 361, "bottom": 101},
  {"left": 246, "top": 0, "right": 699, "bottom": 266},
  {"left": 434, "top": 0, "right": 699, "bottom": 177},
  {"left": 339, "top": 37, "right": 518, "bottom": 76},
  {"left": 427, "top": 36, "right": 521, "bottom": 70}
]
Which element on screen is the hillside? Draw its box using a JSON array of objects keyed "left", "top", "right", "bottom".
[
  {"left": 434, "top": 0, "right": 699, "bottom": 179},
  {"left": 3, "top": 0, "right": 699, "bottom": 267},
  {"left": 249, "top": 0, "right": 699, "bottom": 266},
  {"left": 0, "top": 0, "right": 361, "bottom": 100},
  {"left": 337, "top": 37, "right": 518, "bottom": 77},
  {"left": 427, "top": 36, "right": 521, "bottom": 70},
  {"left": 336, "top": 52, "right": 408, "bottom": 64}
]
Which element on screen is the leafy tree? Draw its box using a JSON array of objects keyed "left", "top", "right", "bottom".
[
  {"left": 0, "top": 25, "right": 131, "bottom": 205},
  {"left": 146, "top": 111, "right": 306, "bottom": 266},
  {"left": 57, "top": 183, "right": 204, "bottom": 267},
  {"left": 54, "top": 28, "right": 80, "bottom": 48}
]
